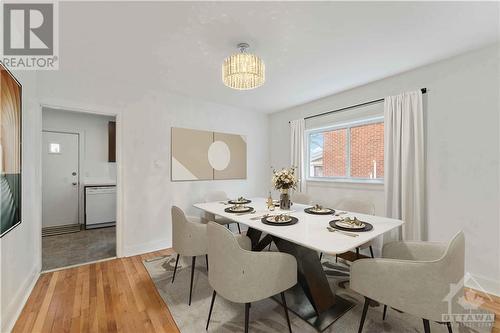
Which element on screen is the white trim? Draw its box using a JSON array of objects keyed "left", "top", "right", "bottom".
[
  {"left": 306, "top": 177, "right": 384, "bottom": 185},
  {"left": 1, "top": 267, "right": 40, "bottom": 333},
  {"left": 306, "top": 115, "right": 384, "bottom": 134},
  {"left": 39, "top": 103, "right": 124, "bottom": 258},
  {"left": 306, "top": 116, "right": 384, "bottom": 182}
]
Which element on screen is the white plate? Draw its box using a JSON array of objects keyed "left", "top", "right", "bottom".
[
  {"left": 229, "top": 206, "right": 250, "bottom": 212},
  {"left": 335, "top": 220, "right": 366, "bottom": 230},
  {"left": 266, "top": 216, "right": 292, "bottom": 223},
  {"left": 310, "top": 208, "right": 332, "bottom": 213}
]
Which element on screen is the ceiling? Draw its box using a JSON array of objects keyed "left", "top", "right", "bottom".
[{"left": 58, "top": 1, "right": 499, "bottom": 113}]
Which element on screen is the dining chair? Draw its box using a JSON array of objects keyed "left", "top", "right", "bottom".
[
  {"left": 351, "top": 231, "right": 464, "bottom": 333},
  {"left": 171, "top": 206, "right": 209, "bottom": 306},
  {"left": 206, "top": 222, "right": 297, "bottom": 333},
  {"left": 318, "top": 198, "right": 376, "bottom": 261},
  {"left": 335, "top": 198, "right": 376, "bottom": 260},
  {"left": 291, "top": 192, "right": 311, "bottom": 205},
  {"left": 204, "top": 190, "right": 242, "bottom": 234}
]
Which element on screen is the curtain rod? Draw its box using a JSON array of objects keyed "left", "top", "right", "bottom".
[{"left": 289, "top": 88, "right": 427, "bottom": 123}]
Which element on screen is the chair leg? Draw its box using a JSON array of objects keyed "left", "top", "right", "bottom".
[
  {"left": 446, "top": 322, "right": 453, "bottom": 333},
  {"left": 319, "top": 252, "right": 323, "bottom": 260},
  {"left": 335, "top": 254, "right": 338, "bottom": 263},
  {"left": 245, "top": 303, "right": 251, "bottom": 333},
  {"left": 189, "top": 256, "right": 196, "bottom": 306},
  {"left": 423, "top": 319, "right": 431, "bottom": 333},
  {"left": 237, "top": 223, "right": 241, "bottom": 234},
  {"left": 171, "top": 254, "right": 180, "bottom": 283},
  {"left": 281, "top": 292, "right": 292, "bottom": 333},
  {"left": 356, "top": 247, "right": 360, "bottom": 259},
  {"left": 358, "top": 297, "right": 370, "bottom": 333},
  {"left": 206, "top": 290, "right": 216, "bottom": 330},
  {"left": 205, "top": 254, "right": 209, "bottom": 272},
  {"left": 382, "top": 305, "right": 387, "bottom": 320},
  {"left": 369, "top": 246, "right": 374, "bottom": 258}
]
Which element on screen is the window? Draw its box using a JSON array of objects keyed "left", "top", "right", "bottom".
[
  {"left": 49, "top": 143, "right": 61, "bottom": 154},
  {"left": 307, "top": 117, "right": 384, "bottom": 182}
]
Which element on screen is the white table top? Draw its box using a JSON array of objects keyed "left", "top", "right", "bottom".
[{"left": 194, "top": 197, "right": 403, "bottom": 255}]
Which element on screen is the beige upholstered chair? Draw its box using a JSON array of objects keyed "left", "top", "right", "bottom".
[
  {"left": 351, "top": 231, "right": 465, "bottom": 333},
  {"left": 205, "top": 222, "right": 297, "bottom": 333},
  {"left": 171, "top": 206, "right": 208, "bottom": 306},
  {"left": 291, "top": 192, "right": 311, "bottom": 205},
  {"left": 335, "top": 198, "right": 376, "bottom": 259},
  {"left": 204, "top": 190, "right": 242, "bottom": 234}
]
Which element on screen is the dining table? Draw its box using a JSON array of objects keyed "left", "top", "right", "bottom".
[{"left": 194, "top": 197, "right": 403, "bottom": 332}]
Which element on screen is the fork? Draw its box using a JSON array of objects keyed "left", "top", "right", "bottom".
[
  {"left": 250, "top": 214, "right": 269, "bottom": 220},
  {"left": 327, "top": 226, "right": 359, "bottom": 237}
]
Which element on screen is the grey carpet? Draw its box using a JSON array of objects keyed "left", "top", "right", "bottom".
[{"left": 143, "top": 253, "right": 494, "bottom": 333}]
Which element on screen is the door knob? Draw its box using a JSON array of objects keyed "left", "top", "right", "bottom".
[
  {"left": 72, "top": 172, "right": 77, "bottom": 176},
  {"left": 72, "top": 182, "right": 78, "bottom": 186}
]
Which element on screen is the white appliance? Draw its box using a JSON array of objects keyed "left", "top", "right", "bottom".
[{"left": 85, "top": 186, "right": 116, "bottom": 229}]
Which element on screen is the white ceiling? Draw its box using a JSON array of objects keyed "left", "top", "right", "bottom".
[{"left": 59, "top": 1, "right": 499, "bottom": 113}]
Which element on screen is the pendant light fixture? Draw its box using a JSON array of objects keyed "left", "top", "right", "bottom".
[{"left": 222, "top": 43, "right": 265, "bottom": 90}]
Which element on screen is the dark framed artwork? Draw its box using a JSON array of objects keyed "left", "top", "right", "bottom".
[{"left": 0, "top": 62, "right": 22, "bottom": 237}]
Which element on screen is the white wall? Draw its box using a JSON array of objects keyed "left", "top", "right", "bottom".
[
  {"left": 0, "top": 71, "right": 42, "bottom": 332},
  {"left": 42, "top": 108, "right": 116, "bottom": 182},
  {"left": 269, "top": 44, "right": 500, "bottom": 295},
  {"left": 37, "top": 87, "right": 269, "bottom": 257},
  {"left": 119, "top": 91, "right": 269, "bottom": 255},
  {"left": 42, "top": 108, "right": 116, "bottom": 226}
]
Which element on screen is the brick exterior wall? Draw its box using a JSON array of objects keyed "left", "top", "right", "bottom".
[
  {"left": 323, "top": 129, "right": 346, "bottom": 176},
  {"left": 350, "top": 123, "right": 384, "bottom": 178},
  {"left": 321, "top": 123, "right": 384, "bottom": 178}
]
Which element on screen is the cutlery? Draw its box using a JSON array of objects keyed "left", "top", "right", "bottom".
[
  {"left": 250, "top": 214, "right": 269, "bottom": 220},
  {"left": 327, "top": 226, "right": 359, "bottom": 237},
  {"left": 334, "top": 211, "right": 348, "bottom": 216},
  {"left": 219, "top": 201, "right": 230, "bottom": 205}
]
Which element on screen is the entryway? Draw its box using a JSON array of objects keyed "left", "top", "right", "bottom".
[{"left": 41, "top": 107, "right": 118, "bottom": 271}]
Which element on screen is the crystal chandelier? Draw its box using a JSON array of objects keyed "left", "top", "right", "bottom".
[{"left": 222, "top": 43, "right": 265, "bottom": 90}]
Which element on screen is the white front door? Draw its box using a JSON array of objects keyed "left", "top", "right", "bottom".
[{"left": 42, "top": 131, "right": 80, "bottom": 227}]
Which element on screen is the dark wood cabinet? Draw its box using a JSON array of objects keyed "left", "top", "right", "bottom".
[{"left": 108, "top": 121, "right": 116, "bottom": 162}]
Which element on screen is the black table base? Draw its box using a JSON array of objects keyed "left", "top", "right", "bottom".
[
  {"left": 272, "top": 285, "right": 354, "bottom": 332},
  {"left": 246, "top": 227, "right": 356, "bottom": 332}
]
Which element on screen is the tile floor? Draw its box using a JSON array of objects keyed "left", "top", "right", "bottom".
[{"left": 42, "top": 226, "right": 116, "bottom": 271}]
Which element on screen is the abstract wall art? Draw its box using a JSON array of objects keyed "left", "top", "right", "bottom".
[
  {"left": 171, "top": 127, "right": 247, "bottom": 181},
  {"left": 1, "top": 62, "right": 22, "bottom": 237}
]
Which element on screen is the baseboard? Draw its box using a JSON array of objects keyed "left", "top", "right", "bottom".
[
  {"left": 466, "top": 273, "right": 500, "bottom": 297},
  {"left": 1, "top": 266, "right": 40, "bottom": 333},
  {"left": 123, "top": 238, "right": 171, "bottom": 257}
]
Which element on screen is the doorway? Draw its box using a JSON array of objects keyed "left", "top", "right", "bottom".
[
  {"left": 42, "top": 131, "right": 80, "bottom": 234},
  {"left": 41, "top": 107, "right": 117, "bottom": 270}
]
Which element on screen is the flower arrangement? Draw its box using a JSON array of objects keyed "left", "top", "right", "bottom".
[{"left": 272, "top": 167, "right": 298, "bottom": 191}]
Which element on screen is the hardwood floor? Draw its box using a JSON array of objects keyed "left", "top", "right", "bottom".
[
  {"left": 13, "top": 249, "right": 500, "bottom": 333},
  {"left": 13, "top": 249, "right": 180, "bottom": 333}
]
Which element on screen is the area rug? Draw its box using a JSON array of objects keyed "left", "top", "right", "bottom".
[{"left": 143, "top": 253, "right": 494, "bottom": 333}]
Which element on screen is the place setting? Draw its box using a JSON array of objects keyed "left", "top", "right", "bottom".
[
  {"left": 261, "top": 213, "right": 298, "bottom": 226},
  {"left": 326, "top": 216, "right": 374, "bottom": 237},
  {"left": 304, "top": 203, "right": 335, "bottom": 215},
  {"left": 222, "top": 196, "right": 255, "bottom": 215}
]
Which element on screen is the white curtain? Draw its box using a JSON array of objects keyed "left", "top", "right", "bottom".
[
  {"left": 290, "top": 119, "right": 306, "bottom": 192},
  {"left": 384, "top": 91, "right": 425, "bottom": 241}
]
